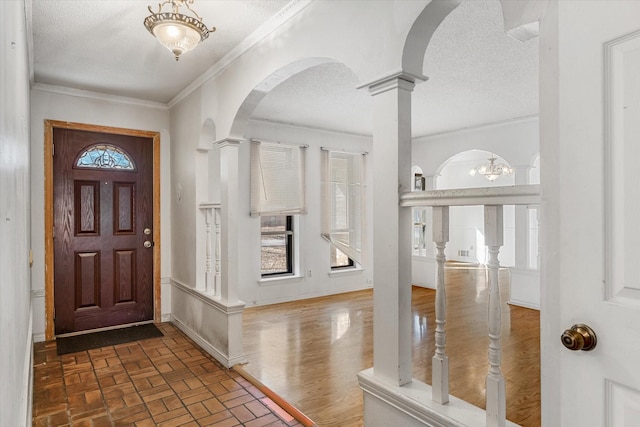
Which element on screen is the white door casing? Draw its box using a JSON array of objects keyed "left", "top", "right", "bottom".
[{"left": 540, "top": 2, "right": 640, "bottom": 426}]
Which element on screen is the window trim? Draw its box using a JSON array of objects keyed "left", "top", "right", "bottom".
[
  {"left": 322, "top": 149, "right": 364, "bottom": 271},
  {"left": 330, "top": 244, "right": 355, "bottom": 270},
  {"left": 260, "top": 215, "right": 295, "bottom": 278}
]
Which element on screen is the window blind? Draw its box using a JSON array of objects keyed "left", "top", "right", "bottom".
[
  {"left": 250, "top": 141, "right": 306, "bottom": 217},
  {"left": 321, "top": 149, "right": 364, "bottom": 265}
]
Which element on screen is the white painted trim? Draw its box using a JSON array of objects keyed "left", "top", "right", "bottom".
[
  {"left": 245, "top": 285, "right": 372, "bottom": 308},
  {"left": 401, "top": 184, "right": 541, "bottom": 207},
  {"left": 171, "top": 279, "right": 245, "bottom": 312},
  {"left": 22, "top": 306, "right": 34, "bottom": 427},
  {"left": 413, "top": 114, "right": 539, "bottom": 141},
  {"left": 358, "top": 368, "right": 519, "bottom": 427},
  {"left": 31, "top": 83, "right": 169, "bottom": 110},
  {"left": 168, "top": 0, "right": 314, "bottom": 109},
  {"left": 258, "top": 274, "right": 304, "bottom": 285},
  {"left": 170, "top": 315, "right": 246, "bottom": 368},
  {"left": 328, "top": 266, "right": 364, "bottom": 276},
  {"left": 250, "top": 118, "right": 371, "bottom": 139},
  {"left": 24, "top": 0, "right": 34, "bottom": 86},
  {"left": 508, "top": 298, "right": 540, "bottom": 310},
  {"left": 31, "top": 289, "right": 44, "bottom": 298},
  {"left": 356, "top": 69, "right": 428, "bottom": 90}
]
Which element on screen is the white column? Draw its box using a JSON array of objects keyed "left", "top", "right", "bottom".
[
  {"left": 484, "top": 205, "right": 506, "bottom": 427},
  {"left": 368, "top": 73, "right": 418, "bottom": 386},
  {"left": 214, "top": 138, "right": 245, "bottom": 366},
  {"left": 432, "top": 206, "right": 449, "bottom": 404},
  {"left": 217, "top": 138, "right": 241, "bottom": 302}
]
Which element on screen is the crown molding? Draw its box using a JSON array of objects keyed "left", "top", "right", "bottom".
[
  {"left": 168, "top": 0, "right": 314, "bottom": 109},
  {"left": 32, "top": 83, "right": 169, "bottom": 110},
  {"left": 413, "top": 114, "right": 539, "bottom": 141}
]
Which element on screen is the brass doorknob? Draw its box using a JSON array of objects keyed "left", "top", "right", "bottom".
[{"left": 561, "top": 324, "right": 597, "bottom": 351}]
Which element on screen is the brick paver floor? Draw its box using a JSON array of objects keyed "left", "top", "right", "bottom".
[{"left": 32, "top": 323, "right": 305, "bottom": 426}]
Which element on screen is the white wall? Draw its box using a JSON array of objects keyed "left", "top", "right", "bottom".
[
  {"left": 238, "top": 120, "right": 374, "bottom": 306},
  {"left": 0, "top": 1, "right": 33, "bottom": 425},
  {"left": 30, "top": 87, "right": 172, "bottom": 340},
  {"left": 412, "top": 116, "right": 540, "bottom": 176},
  {"left": 411, "top": 118, "right": 539, "bottom": 287},
  {"left": 437, "top": 152, "right": 516, "bottom": 266},
  {"left": 168, "top": 90, "right": 201, "bottom": 288}
]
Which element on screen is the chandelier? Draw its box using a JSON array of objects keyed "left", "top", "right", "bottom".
[
  {"left": 144, "top": 0, "right": 215, "bottom": 61},
  {"left": 468, "top": 155, "right": 513, "bottom": 181}
]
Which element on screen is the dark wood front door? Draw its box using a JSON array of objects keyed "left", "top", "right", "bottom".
[{"left": 53, "top": 128, "right": 154, "bottom": 335}]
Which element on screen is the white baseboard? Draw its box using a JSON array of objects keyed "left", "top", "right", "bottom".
[
  {"left": 508, "top": 298, "right": 540, "bottom": 310},
  {"left": 170, "top": 315, "right": 246, "bottom": 368}
]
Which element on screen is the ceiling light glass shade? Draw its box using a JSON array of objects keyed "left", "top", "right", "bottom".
[
  {"left": 144, "top": 1, "right": 215, "bottom": 61},
  {"left": 468, "top": 156, "right": 513, "bottom": 181}
]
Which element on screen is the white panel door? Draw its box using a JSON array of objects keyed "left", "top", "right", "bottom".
[{"left": 540, "top": 2, "right": 640, "bottom": 426}]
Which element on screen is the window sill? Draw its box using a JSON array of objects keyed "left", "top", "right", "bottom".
[
  {"left": 328, "top": 266, "right": 363, "bottom": 276},
  {"left": 258, "top": 274, "right": 303, "bottom": 286}
]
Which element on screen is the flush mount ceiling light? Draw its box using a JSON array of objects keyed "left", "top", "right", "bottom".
[
  {"left": 468, "top": 155, "right": 513, "bottom": 181},
  {"left": 144, "top": 0, "right": 215, "bottom": 61}
]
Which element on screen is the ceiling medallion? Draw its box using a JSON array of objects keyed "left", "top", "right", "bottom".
[
  {"left": 468, "top": 155, "right": 514, "bottom": 181},
  {"left": 144, "top": 0, "right": 215, "bottom": 61}
]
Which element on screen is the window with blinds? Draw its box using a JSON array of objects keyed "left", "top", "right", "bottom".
[
  {"left": 321, "top": 149, "right": 365, "bottom": 269},
  {"left": 250, "top": 141, "right": 306, "bottom": 217}
]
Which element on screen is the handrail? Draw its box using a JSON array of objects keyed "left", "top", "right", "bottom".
[
  {"left": 405, "top": 187, "right": 540, "bottom": 426},
  {"left": 400, "top": 184, "right": 540, "bottom": 207}
]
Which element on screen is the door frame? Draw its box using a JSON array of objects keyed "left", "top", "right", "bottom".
[{"left": 44, "top": 120, "right": 161, "bottom": 340}]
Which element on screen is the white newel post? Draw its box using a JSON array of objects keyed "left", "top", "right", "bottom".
[
  {"left": 218, "top": 139, "right": 241, "bottom": 302},
  {"left": 432, "top": 206, "right": 450, "bottom": 404},
  {"left": 484, "top": 205, "right": 506, "bottom": 427},
  {"left": 216, "top": 138, "right": 245, "bottom": 365},
  {"left": 368, "top": 72, "right": 418, "bottom": 386}
]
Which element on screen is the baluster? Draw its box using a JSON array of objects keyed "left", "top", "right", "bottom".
[
  {"left": 432, "top": 206, "right": 449, "bottom": 404},
  {"left": 214, "top": 206, "right": 222, "bottom": 297},
  {"left": 484, "top": 205, "right": 506, "bottom": 427},
  {"left": 204, "top": 207, "right": 213, "bottom": 293}
]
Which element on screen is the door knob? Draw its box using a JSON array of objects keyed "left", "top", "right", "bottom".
[
  {"left": 144, "top": 241, "right": 152, "bottom": 249},
  {"left": 561, "top": 324, "right": 597, "bottom": 351}
]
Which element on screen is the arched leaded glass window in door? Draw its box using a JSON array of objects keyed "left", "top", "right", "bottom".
[{"left": 74, "top": 144, "right": 136, "bottom": 171}]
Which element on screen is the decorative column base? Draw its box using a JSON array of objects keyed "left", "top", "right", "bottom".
[
  {"left": 358, "top": 368, "right": 519, "bottom": 427},
  {"left": 170, "top": 279, "right": 246, "bottom": 368}
]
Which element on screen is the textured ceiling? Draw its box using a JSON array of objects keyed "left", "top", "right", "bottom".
[
  {"left": 32, "top": 0, "right": 291, "bottom": 103},
  {"left": 252, "top": 0, "right": 539, "bottom": 137},
  {"left": 31, "top": 0, "right": 538, "bottom": 137}
]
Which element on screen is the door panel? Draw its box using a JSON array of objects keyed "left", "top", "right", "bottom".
[
  {"left": 53, "top": 128, "right": 154, "bottom": 334},
  {"left": 541, "top": 2, "right": 640, "bottom": 425}
]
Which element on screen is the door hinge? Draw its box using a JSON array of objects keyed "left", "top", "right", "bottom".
[{"left": 52, "top": 143, "right": 55, "bottom": 156}]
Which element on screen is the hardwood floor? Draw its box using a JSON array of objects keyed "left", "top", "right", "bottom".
[{"left": 242, "top": 265, "right": 540, "bottom": 427}]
